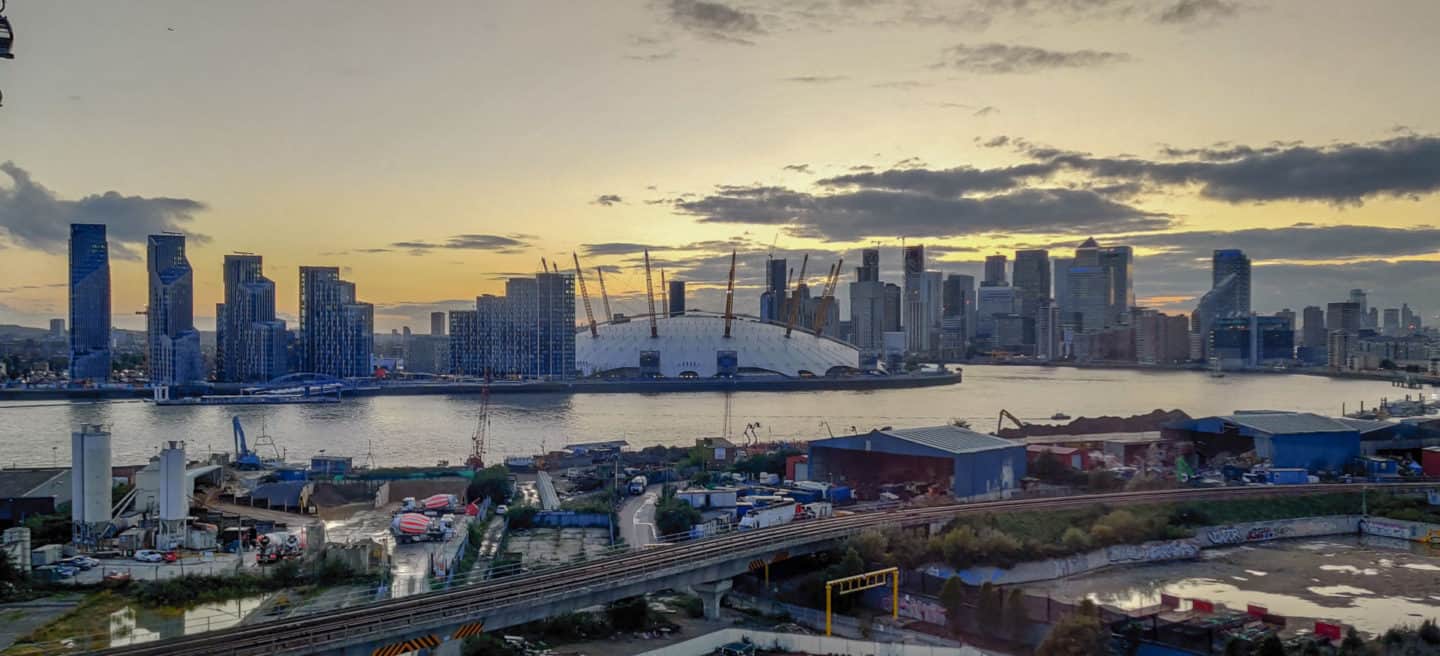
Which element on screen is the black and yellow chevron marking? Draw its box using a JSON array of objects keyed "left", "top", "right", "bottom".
[
  {"left": 748, "top": 559, "right": 766, "bottom": 571},
  {"left": 451, "top": 621, "right": 486, "bottom": 640},
  {"left": 371, "top": 633, "right": 440, "bottom": 656}
]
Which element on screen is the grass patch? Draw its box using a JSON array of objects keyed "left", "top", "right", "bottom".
[
  {"left": 854, "top": 492, "right": 1368, "bottom": 570},
  {"left": 6, "top": 591, "right": 130, "bottom": 653}
]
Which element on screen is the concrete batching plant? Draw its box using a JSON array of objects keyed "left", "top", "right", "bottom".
[
  {"left": 70, "top": 424, "right": 112, "bottom": 545},
  {"left": 157, "top": 441, "right": 188, "bottom": 549}
]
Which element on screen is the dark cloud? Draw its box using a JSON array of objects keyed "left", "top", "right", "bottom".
[
  {"left": 872, "top": 80, "right": 933, "bottom": 89},
  {"left": 973, "top": 105, "right": 998, "bottom": 116},
  {"left": 391, "top": 234, "right": 532, "bottom": 255},
  {"left": 666, "top": 0, "right": 764, "bottom": 44},
  {"left": 592, "top": 194, "right": 624, "bottom": 206},
  {"left": 625, "top": 50, "right": 678, "bottom": 62},
  {"left": 0, "top": 161, "right": 209, "bottom": 260},
  {"left": 1122, "top": 224, "right": 1440, "bottom": 262},
  {"left": 675, "top": 185, "right": 1169, "bottom": 241},
  {"left": 1156, "top": 0, "right": 1239, "bottom": 24},
  {"left": 1045, "top": 135, "right": 1440, "bottom": 205},
  {"left": 582, "top": 242, "right": 673, "bottom": 256},
  {"left": 937, "top": 43, "right": 1132, "bottom": 74},
  {"left": 0, "top": 282, "right": 65, "bottom": 295},
  {"left": 782, "top": 163, "right": 813, "bottom": 174},
  {"left": 817, "top": 163, "right": 1054, "bottom": 196},
  {"left": 783, "top": 75, "right": 848, "bottom": 84}
]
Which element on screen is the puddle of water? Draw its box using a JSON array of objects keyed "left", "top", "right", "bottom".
[
  {"left": 1403, "top": 563, "right": 1440, "bottom": 572},
  {"left": 106, "top": 594, "right": 275, "bottom": 647},
  {"left": 1309, "top": 585, "right": 1374, "bottom": 597},
  {"left": 1244, "top": 570, "right": 1268, "bottom": 577},
  {"left": 1319, "top": 565, "right": 1379, "bottom": 576}
]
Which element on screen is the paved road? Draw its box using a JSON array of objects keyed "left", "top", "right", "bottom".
[{"left": 618, "top": 484, "right": 660, "bottom": 548}]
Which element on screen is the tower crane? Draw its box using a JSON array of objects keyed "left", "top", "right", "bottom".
[
  {"left": 722, "top": 249, "right": 737, "bottom": 338},
  {"left": 813, "top": 257, "right": 843, "bottom": 337},
  {"left": 784, "top": 254, "right": 808, "bottom": 338},
  {"left": 572, "top": 252, "right": 598, "bottom": 338},
  {"left": 643, "top": 249, "right": 658, "bottom": 338},
  {"left": 596, "top": 267, "right": 614, "bottom": 323}
]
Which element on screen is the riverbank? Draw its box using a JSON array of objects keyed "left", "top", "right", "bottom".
[
  {"left": 0, "top": 371, "right": 962, "bottom": 401},
  {"left": 978, "top": 358, "right": 1439, "bottom": 387}
]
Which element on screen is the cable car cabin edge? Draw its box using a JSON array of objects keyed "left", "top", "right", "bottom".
[{"left": 0, "top": 0, "right": 14, "bottom": 60}]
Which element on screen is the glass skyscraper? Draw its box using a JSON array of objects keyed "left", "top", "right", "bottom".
[
  {"left": 146, "top": 234, "right": 203, "bottom": 385},
  {"left": 217, "top": 254, "right": 287, "bottom": 382},
  {"left": 299, "top": 266, "right": 374, "bottom": 378},
  {"left": 68, "top": 224, "right": 112, "bottom": 382}
]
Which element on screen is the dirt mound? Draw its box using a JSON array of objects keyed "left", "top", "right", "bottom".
[{"left": 998, "top": 408, "right": 1190, "bottom": 438}]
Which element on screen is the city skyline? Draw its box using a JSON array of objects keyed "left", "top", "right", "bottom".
[{"left": 4, "top": 2, "right": 1440, "bottom": 331}]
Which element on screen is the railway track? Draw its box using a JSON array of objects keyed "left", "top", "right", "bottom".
[{"left": 95, "top": 483, "right": 1425, "bottom": 656}]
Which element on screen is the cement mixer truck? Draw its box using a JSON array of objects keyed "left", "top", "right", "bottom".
[
  {"left": 400, "top": 494, "right": 462, "bottom": 516},
  {"left": 391, "top": 512, "right": 453, "bottom": 544},
  {"left": 255, "top": 531, "right": 303, "bottom": 565}
]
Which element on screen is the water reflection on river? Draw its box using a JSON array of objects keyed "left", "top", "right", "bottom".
[
  {"left": 0, "top": 366, "right": 1411, "bottom": 468},
  {"left": 1027, "top": 536, "right": 1440, "bottom": 636}
]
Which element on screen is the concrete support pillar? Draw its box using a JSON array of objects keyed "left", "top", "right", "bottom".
[
  {"left": 692, "top": 579, "right": 733, "bottom": 620},
  {"left": 429, "top": 639, "right": 464, "bottom": 656}
]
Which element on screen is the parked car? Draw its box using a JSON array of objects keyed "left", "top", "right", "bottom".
[
  {"left": 103, "top": 570, "right": 132, "bottom": 584},
  {"left": 53, "top": 565, "right": 79, "bottom": 578},
  {"left": 134, "top": 550, "right": 164, "bottom": 563},
  {"left": 496, "top": 504, "right": 509, "bottom": 516},
  {"left": 162, "top": 552, "right": 178, "bottom": 563}
]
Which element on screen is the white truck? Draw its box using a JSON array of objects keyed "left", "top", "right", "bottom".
[
  {"left": 738, "top": 501, "right": 832, "bottom": 530},
  {"left": 628, "top": 475, "right": 648, "bottom": 496}
]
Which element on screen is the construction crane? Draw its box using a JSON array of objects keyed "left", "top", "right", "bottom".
[
  {"left": 722, "top": 249, "right": 737, "bottom": 338},
  {"left": 466, "top": 372, "right": 491, "bottom": 470},
  {"left": 643, "top": 249, "right": 658, "bottom": 338},
  {"left": 996, "top": 409, "right": 1027, "bottom": 434},
  {"left": 812, "top": 257, "right": 843, "bottom": 337},
  {"left": 231, "top": 417, "right": 262, "bottom": 470},
  {"left": 596, "top": 267, "right": 614, "bottom": 322},
  {"left": 784, "top": 254, "right": 809, "bottom": 338},
  {"left": 572, "top": 252, "right": 598, "bottom": 337},
  {"left": 660, "top": 269, "right": 668, "bottom": 317},
  {"left": 539, "top": 257, "right": 548, "bottom": 273}
]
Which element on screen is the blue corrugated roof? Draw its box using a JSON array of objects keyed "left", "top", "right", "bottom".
[
  {"left": 876, "top": 426, "right": 1022, "bottom": 455},
  {"left": 1220, "top": 412, "right": 1356, "bottom": 435}
]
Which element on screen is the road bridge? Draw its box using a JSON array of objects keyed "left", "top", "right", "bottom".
[{"left": 95, "top": 483, "right": 1430, "bottom": 656}]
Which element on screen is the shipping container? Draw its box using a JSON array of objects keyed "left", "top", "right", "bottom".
[
  {"left": 738, "top": 501, "right": 800, "bottom": 530},
  {"left": 1265, "top": 468, "right": 1309, "bottom": 485},
  {"left": 1423, "top": 448, "right": 1440, "bottom": 477}
]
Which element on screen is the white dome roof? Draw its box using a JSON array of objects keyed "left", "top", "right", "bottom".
[{"left": 576, "top": 313, "right": 860, "bottom": 378}]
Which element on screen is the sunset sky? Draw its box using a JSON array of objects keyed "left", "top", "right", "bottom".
[{"left": 3, "top": 0, "right": 1440, "bottom": 331}]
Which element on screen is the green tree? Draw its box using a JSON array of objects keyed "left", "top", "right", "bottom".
[
  {"left": 466, "top": 465, "right": 512, "bottom": 505},
  {"left": 606, "top": 595, "right": 651, "bottom": 632},
  {"left": 850, "top": 530, "right": 888, "bottom": 564},
  {"left": 938, "top": 577, "right": 966, "bottom": 635},
  {"left": 976, "top": 583, "right": 1003, "bottom": 637},
  {"left": 1339, "top": 627, "right": 1367, "bottom": 655},
  {"left": 1004, "top": 587, "right": 1029, "bottom": 641},
  {"left": 1256, "top": 634, "right": 1285, "bottom": 656},
  {"left": 1036, "top": 601, "right": 1106, "bottom": 656},
  {"left": 654, "top": 491, "right": 701, "bottom": 537},
  {"left": 1221, "top": 638, "right": 1247, "bottom": 656},
  {"left": 1060, "top": 527, "right": 1092, "bottom": 553}
]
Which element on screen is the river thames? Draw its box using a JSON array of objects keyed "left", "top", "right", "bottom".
[{"left": 0, "top": 366, "right": 1426, "bottom": 468}]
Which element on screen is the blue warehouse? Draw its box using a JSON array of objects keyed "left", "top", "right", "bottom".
[
  {"left": 806, "top": 425, "right": 1026, "bottom": 502},
  {"left": 1174, "top": 411, "right": 1389, "bottom": 472}
]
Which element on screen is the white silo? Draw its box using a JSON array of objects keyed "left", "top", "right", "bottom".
[
  {"left": 70, "top": 424, "right": 113, "bottom": 545},
  {"left": 157, "top": 441, "right": 188, "bottom": 550}
]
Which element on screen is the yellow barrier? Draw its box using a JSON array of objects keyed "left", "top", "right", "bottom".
[{"left": 824, "top": 567, "right": 899, "bottom": 636}]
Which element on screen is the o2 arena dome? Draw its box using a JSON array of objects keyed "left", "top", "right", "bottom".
[{"left": 576, "top": 311, "right": 860, "bottom": 378}]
